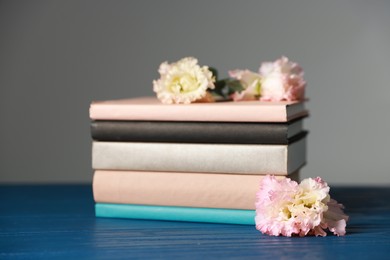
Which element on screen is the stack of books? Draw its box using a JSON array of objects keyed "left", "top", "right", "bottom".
[{"left": 89, "top": 97, "right": 308, "bottom": 225}]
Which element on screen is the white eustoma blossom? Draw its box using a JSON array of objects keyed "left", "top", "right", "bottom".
[{"left": 153, "top": 57, "right": 215, "bottom": 104}]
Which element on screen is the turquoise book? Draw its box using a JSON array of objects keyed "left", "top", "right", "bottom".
[{"left": 95, "top": 203, "right": 255, "bottom": 225}]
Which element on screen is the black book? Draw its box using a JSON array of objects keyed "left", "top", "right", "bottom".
[{"left": 91, "top": 119, "right": 306, "bottom": 144}]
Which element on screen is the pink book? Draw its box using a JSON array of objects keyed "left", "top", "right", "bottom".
[
  {"left": 93, "top": 170, "right": 300, "bottom": 210},
  {"left": 90, "top": 97, "right": 308, "bottom": 122}
]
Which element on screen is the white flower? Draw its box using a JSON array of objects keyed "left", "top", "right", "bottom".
[{"left": 153, "top": 57, "right": 215, "bottom": 104}]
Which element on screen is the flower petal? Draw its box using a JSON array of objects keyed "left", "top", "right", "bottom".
[
  {"left": 255, "top": 176, "right": 349, "bottom": 237},
  {"left": 153, "top": 57, "right": 215, "bottom": 104}
]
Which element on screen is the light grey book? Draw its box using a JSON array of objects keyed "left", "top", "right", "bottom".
[{"left": 92, "top": 133, "right": 307, "bottom": 175}]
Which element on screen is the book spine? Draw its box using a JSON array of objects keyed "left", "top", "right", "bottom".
[
  {"left": 89, "top": 100, "right": 308, "bottom": 122},
  {"left": 95, "top": 203, "right": 255, "bottom": 225},
  {"left": 90, "top": 121, "right": 290, "bottom": 144},
  {"left": 92, "top": 135, "right": 306, "bottom": 174},
  {"left": 93, "top": 170, "right": 300, "bottom": 210}
]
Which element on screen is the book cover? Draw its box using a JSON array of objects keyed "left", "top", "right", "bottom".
[
  {"left": 92, "top": 132, "right": 307, "bottom": 175},
  {"left": 90, "top": 119, "right": 304, "bottom": 144},
  {"left": 93, "top": 170, "right": 300, "bottom": 210},
  {"left": 89, "top": 97, "right": 308, "bottom": 122},
  {"left": 95, "top": 203, "right": 255, "bottom": 225}
]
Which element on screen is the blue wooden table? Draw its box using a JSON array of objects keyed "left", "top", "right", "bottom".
[{"left": 1, "top": 185, "right": 389, "bottom": 259}]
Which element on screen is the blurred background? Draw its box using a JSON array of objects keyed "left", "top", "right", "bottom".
[{"left": 1, "top": 0, "right": 389, "bottom": 185}]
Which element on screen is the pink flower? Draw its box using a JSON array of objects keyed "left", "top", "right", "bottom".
[
  {"left": 229, "top": 57, "right": 306, "bottom": 102},
  {"left": 228, "top": 69, "right": 261, "bottom": 101},
  {"left": 255, "top": 175, "right": 349, "bottom": 237},
  {"left": 259, "top": 56, "right": 306, "bottom": 101}
]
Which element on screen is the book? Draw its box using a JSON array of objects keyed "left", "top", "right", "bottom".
[
  {"left": 90, "top": 97, "right": 308, "bottom": 122},
  {"left": 92, "top": 132, "right": 307, "bottom": 175},
  {"left": 90, "top": 119, "right": 304, "bottom": 144},
  {"left": 95, "top": 203, "right": 255, "bottom": 225},
  {"left": 93, "top": 170, "right": 300, "bottom": 210}
]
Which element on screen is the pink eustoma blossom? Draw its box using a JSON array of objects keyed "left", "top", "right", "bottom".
[
  {"left": 259, "top": 56, "right": 306, "bottom": 101},
  {"left": 228, "top": 69, "right": 261, "bottom": 101},
  {"left": 255, "top": 175, "right": 349, "bottom": 237},
  {"left": 229, "top": 56, "right": 306, "bottom": 102}
]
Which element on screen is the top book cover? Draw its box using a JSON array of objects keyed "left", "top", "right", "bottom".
[{"left": 90, "top": 97, "right": 308, "bottom": 123}]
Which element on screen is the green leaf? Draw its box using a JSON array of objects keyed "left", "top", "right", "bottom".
[
  {"left": 209, "top": 67, "right": 219, "bottom": 81},
  {"left": 226, "top": 79, "right": 244, "bottom": 94}
]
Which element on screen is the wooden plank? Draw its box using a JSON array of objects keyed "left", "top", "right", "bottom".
[{"left": 0, "top": 185, "right": 389, "bottom": 258}]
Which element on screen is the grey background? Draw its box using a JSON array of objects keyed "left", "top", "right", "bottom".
[{"left": 1, "top": 0, "right": 389, "bottom": 185}]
